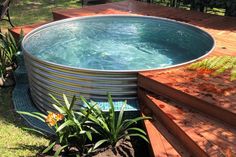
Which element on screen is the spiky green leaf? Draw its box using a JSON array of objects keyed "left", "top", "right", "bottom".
[
  {"left": 54, "top": 145, "right": 68, "bottom": 157},
  {"left": 56, "top": 120, "right": 74, "bottom": 132},
  {"left": 127, "top": 127, "right": 147, "bottom": 135},
  {"left": 69, "top": 95, "right": 76, "bottom": 111},
  {"left": 122, "top": 133, "right": 149, "bottom": 143},
  {"left": 63, "top": 94, "right": 70, "bottom": 109},
  {"left": 17, "top": 111, "right": 45, "bottom": 122},
  {"left": 22, "top": 127, "right": 46, "bottom": 136},
  {"left": 49, "top": 94, "right": 63, "bottom": 107},
  {"left": 86, "top": 131, "right": 92, "bottom": 141},
  {"left": 93, "top": 139, "right": 108, "bottom": 150},
  {"left": 42, "top": 141, "right": 56, "bottom": 154},
  {"left": 116, "top": 100, "right": 127, "bottom": 129}
]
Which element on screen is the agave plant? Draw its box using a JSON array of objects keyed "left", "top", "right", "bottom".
[
  {"left": 18, "top": 94, "right": 95, "bottom": 157},
  {"left": 80, "top": 94, "right": 150, "bottom": 149}
]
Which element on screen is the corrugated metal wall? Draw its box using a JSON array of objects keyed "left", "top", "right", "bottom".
[{"left": 24, "top": 52, "right": 138, "bottom": 111}]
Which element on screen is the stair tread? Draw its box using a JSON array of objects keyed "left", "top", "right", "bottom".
[
  {"left": 144, "top": 119, "right": 170, "bottom": 157},
  {"left": 141, "top": 113, "right": 185, "bottom": 157},
  {"left": 146, "top": 93, "right": 236, "bottom": 156},
  {"left": 142, "top": 111, "right": 190, "bottom": 157}
]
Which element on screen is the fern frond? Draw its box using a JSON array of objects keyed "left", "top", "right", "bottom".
[
  {"left": 230, "top": 65, "right": 236, "bottom": 81},
  {"left": 188, "top": 56, "right": 236, "bottom": 81}
]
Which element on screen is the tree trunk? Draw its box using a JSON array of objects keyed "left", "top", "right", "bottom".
[
  {"left": 190, "top": 0, "right": 205, "bottom": 12},
  {"left": 225, "top": 0, "right": 236, "bottom": 17}
]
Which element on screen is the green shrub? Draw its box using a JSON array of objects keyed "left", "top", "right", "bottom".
[
  {"left": 0, "top": 29, "right": 23, "bottom": 77},
  {"left": 18, "top": 94, "right": 94, "bottom": 157},
  {"left": 18, "top": 94, "right": 150, "bottom": 156},
  {"left": 80, "top": 94, "right": 150, "bottom": 148}
]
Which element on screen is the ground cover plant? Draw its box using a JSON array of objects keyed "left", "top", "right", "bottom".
[
  {"left": 188, "top": 56, "right": 236, "bottom": 81},
  {"left": 19, "top": 94, "right": 150, "bottom": 157}
]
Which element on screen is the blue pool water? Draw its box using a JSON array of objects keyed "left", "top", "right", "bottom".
[{"left": 23, "top": 16, "right": 214, "bottom": 71}]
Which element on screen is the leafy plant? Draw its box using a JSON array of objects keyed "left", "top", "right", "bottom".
[
  {"left": 18, "top": 94, "right": 150, "bottom": 156},
  {"left": 0, "top": 29, "right": 24, "bottom": 77},
  {"left": 0, "top": 64, "right": 6, "bottom": 79},
  {"left": 0, "top": 48, "right": 7, "bottom": 78},
  {"left": 188, "top": 56, "right": 236, "bottom": 80},
  {"left": 18, "top": 94, "right": 95, "bottom": 157},
  {"left": 80, "top": 94, "right": 150, "bottom": 149}
]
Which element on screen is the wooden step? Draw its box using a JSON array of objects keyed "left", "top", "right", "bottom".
[
  {"left": 141, "top": 106, "right": 191, "bottom": 157},
  {"left": 9, "top": 22, "right": 49, "bottom": 40},
  {"left": 138, "top": 73, "right": 236, "bottom": 127},
  {"left": 138, "top": 89, "right": 236, "bottom": 157}
]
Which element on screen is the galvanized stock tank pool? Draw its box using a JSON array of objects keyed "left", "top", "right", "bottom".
[{"left": 22, "top": 15, "right": 214, "bottom": 111}]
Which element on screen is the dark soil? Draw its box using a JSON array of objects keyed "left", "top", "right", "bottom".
[
  {"left": 92, "top": 139, "right": 134, "bottom": 157},
  {"left": 92, "top": 137, "right": 149, "bottom": 157},
  {"left": 36, "top": 137, "right": 150, "bottom": 157},
  {"left": 0, "top": 68, "right": 15, "bottom": 87}
]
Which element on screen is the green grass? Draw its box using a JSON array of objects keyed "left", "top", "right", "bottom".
[
  {"left": 0, "top": 87, "right": 49, "bottom": 156},
  {"left": 153, "top": 0, "right": 225, "bottom": 16},
  {"left": 1, "top": 0, "right": 82, "bottom": 30}
]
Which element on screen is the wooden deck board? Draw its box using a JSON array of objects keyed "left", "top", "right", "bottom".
[
  {"left": 138, "top": 73, "right": 236, "bottom": 126},
  {"left": 141, "top": 112, "right": 189, "bottom": 157},
  {"left": 139, "top": 90, "right": 236, "bottom": 156}
]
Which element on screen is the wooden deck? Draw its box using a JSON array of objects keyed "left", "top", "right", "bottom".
[{"left": 10, "top": 1, "right": 236, "bottom": 156}]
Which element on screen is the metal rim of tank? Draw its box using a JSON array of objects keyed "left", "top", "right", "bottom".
[{"left": 22, "top": 14, "right": 215, "bottom": 73}]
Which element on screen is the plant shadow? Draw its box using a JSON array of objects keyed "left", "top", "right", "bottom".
[{"left": 0, "top": 86, "right": 50, "bottom": 138}]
